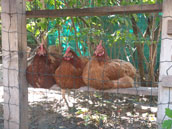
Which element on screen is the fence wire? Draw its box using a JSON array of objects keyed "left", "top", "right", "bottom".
[{"left": 1, "top": 0, "right": 172, "bottom": 129}]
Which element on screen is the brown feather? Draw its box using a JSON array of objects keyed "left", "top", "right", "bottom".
[
  {"left": 26, "top": 53, "right": 61, "bottom": 89},
  {"left": 55, "top": 50, "right": 88, "bottom": 89},
  {"left": 112, "top": 59, "right": 136, "bottom": 79},
  {"left": 82, "top": 44, "right": 136, "bottom": 90}
]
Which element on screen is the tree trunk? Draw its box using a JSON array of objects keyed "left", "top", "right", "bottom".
[
  {"left": 135, "top": 43, "right": 147, "bottom": 86},
  {"left": 147, "top": 14, "right": 161, "bottom": 87},
  {"left": 148, "top": 44, "right": 156, "bottom": 86},
  {"left": 131, "top": 15, "right": 147, "bottom": 86}
]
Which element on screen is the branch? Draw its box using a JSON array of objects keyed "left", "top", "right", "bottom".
[
  {"left": 64, "top": 0, "right": 82, "bottom": 56},
  {"left": 130, "top": 15, "right": 143, "bottom": 38},
  {"left": 86, "top": 39, "right": 91, "bottom": 56},
  {"left": 55, "top": 0, "right": 57, "bottom": 9},
  {"left": 71, "top": 18, "right": 82, "bottom": 56},
  {"left": 156, "top": 18, "right": 162, "bottom": 43},
  {"left": 153, "top": 17, "right": 162, "bottom": 42},
  {"left": 130, "top": 15, "right": 149, "bottom": 68},
  {"left": 126, "top": 44, "right": 136, "bottom": 67},
  {"left": 148, "top": 13, "right": 160, "bottom": 66},
  {"left": 78, "top": 17, "right": 90, "bottom": 27},
  {"left": 143, "top": 16, "right": 152, "bottom": 38},
  {"left": 57, "top": 25, "right": 62, "bottom": 54},
  {"left": 152, "top": 17, "right": 162, "bottom": 66},
  {"left": 27, "top": 46, "right": 39, "bottom": 62},
  {"left": 151, "top": 13, "right": 158, "bottom": 42},
  {"left": 27, "top": 30, "right": 41, "bottom": 45},
  {"left": 149, "top": 14, "right": 156, "bottom": 65},
  {"left": 123, "top": 47, "right": 129, "bottom": 61}
]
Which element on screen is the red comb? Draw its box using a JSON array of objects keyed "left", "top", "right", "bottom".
[
  {"left": 99, "top": 40, "right": 102, "bottom": 46},
  {"left": 66, "top": 47, "right": 70, "bottom": 54},
  {"left": 97, "top": 40, "right": 103, "bottom": 49}
]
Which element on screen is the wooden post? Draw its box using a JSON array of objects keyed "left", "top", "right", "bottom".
[
  {"left": 1, "top": 0, "right": 28, "bottom": 129},
  {"left": 158, "top": 0, "right": 172, "bottom": 128}
]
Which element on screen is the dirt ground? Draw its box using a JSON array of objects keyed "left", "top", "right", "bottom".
[
  {"left": 19, "top": 87, "right": 158, "bottom": 129},
  {"left": 0, "top": 87, "right": 157, "bottom": 129}
]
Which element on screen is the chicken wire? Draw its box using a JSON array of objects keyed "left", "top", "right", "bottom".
[{"left": 1, "top": 0, "right": 172, "bottom": 129}]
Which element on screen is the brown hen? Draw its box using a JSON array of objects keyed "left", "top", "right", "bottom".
[
  {"left": 54, "top": 47, "right": 88, "bottom": 108},
  {"left": 26, "top": 43, "right": 61, "bottom": 89},
  {"left": 82, "top": 40, "right": 136, "bottom": 90}
]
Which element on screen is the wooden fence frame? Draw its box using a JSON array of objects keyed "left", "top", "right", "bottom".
[
  {"left": 1, "top": 0, "right": 169, "bottom": 129},
  {"left": 1, "top": 0, "right": 28, "bottom": 129}
]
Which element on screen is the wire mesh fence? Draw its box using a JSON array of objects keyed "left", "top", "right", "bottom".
[{"left": 1, "top": 0, "right": 172, "bottom": 129}]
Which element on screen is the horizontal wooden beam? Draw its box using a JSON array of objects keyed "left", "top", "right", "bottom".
[{"left": 26, "top": 4, "right": 162, "bottom": 18}]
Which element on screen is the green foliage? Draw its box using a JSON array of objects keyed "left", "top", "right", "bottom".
[
  {"left": 25, "top": 0, "right": 162, "bottom": 59},
  {"left": 162, "top": 108, "right": 172, "bottom": 129},
  {"left": 26, "top": 0, "right": 163, "bottom": 10},
  {"left": 163, "top": 120, "right": 172, "bottom": 129},
  {"left": 166, "top": 108, "right": 172, "bottom": 118},
  {"left": 26, "top": 0, "right": 43, "bottom": 10}
]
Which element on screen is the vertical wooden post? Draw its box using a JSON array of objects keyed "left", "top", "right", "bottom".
[
  {"left": 1, "top": 0, "right": 28, "bottom": 129},
  {"left": 158, "top": 0, "right": 172, "bottom": 128}
]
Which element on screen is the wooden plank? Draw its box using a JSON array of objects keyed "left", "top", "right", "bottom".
[
  {"left": 167, "top": 20, "right": 172, "bottom": 35},
  {"left": 78, "top": 87, "right": 158, "bottom": 96},
  {"left": 158, "top": 0, "right": 172, "bottom": 128},
  {"left": 1, "top": 0, "right": 28, "bottom": 129},
  {"left": 26, "top": 4, "right": 162, "bottom": 18},
  {"left": 50, "top": 85, "right": 158, "bottom": 96}
]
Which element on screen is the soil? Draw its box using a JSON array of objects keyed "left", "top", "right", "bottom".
[{"left": 25, "top": 88, "right": 157, "bottom": 129}]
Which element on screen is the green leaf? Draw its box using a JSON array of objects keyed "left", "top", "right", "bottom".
[
  {"left": 35, "top": 30, "right": 40, "bottom": 37},
  {"left": 97, "top": 0, "right": 101, "bottom": 6},
  {"left": 26, "top": 24, "right": 32, "bottom": 32},
  {"left": 162, "top": 120, "right": 172, "bottom": 129},
  {"left": 166, "top": 108, "right": 172, "bottom": 118}
]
